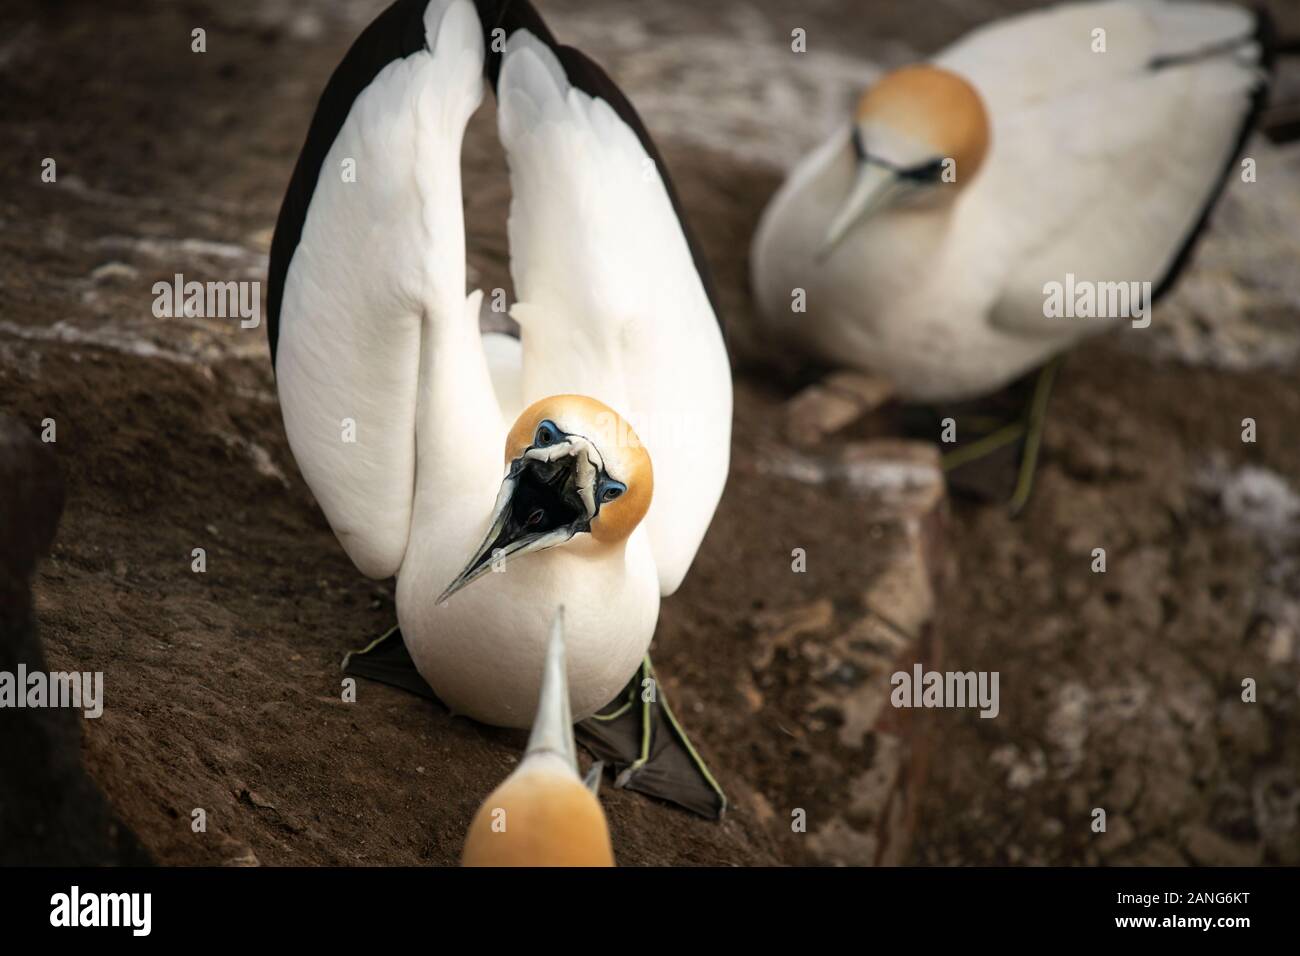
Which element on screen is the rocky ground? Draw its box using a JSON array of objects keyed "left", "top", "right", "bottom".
[{"left": 2, "top": 0, "right": 1298, "bottom": 866}]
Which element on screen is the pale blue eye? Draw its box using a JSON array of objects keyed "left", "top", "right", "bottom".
[
  {"left": 601, "top": 480, "right": 626, "bottom": 503},
  {"left": 534, "top": 420, "right": 560, "bottom": 447}
]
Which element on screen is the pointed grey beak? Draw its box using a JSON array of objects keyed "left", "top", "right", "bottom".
[
  {"left": 436, "top": 441, "right": 600, "bottom": 605},
  {"left": 817, "top": 161, "right": 903, "bottom": 261},
  {"left": 526, "top": 606, "right": 580, "bottom": 775},
  {"left": 435, "top": 467, "right": 577, "bottom": 604}
]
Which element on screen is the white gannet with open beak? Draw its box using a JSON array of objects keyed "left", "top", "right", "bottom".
[
  {"left": 266, "top": 0, "right": 730, "bottom": 729},
  {"left": 462, "top": 608, "right": 614, "bottom": 867},
  {"left": 751, "top": 0, "right": 1271, "bottom": 404}
]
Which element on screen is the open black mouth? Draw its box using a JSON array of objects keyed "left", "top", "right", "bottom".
[
  {"left": 493, "top": 455, "right": 590, "bottom": 550},
  {"left": 437, "top": 444, "right": 601, "bottom": 604}
]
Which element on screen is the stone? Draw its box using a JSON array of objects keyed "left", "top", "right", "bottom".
[
  {"left": 1096, "top": 815, "right": 1136, "bottom": 856},
  {"left": 807, "top": 816, "right": 881, "bottom": 867},
  {"left": 782, "top": 370, "right": 893, "bottom": 446},
  {"left": 1181, "top": 824, "right": 1264, "bottom": 867}
]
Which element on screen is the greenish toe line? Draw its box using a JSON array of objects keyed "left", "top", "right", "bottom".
[
  {"left": 650, "top": 658, "right": 728, "bottom": 813},
  {"left": 659, "top": 699, "right": 728, "bottom": 813},
  {"left": 341, "top": 623, "right": 400, "bottom": 671},
  {"left": 941, "top": 421, "right": 1027, "bottom": 472},
  {"left": 1009, "top": 357, "right": 1062, "bottom": 516}
]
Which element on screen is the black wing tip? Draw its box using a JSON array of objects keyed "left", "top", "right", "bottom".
[
  {"left": 267, "top": 0, "right": 438, "bottom": 368},
  {"left": 1252, "top": 5, "right": 1278, "bottom": 78},
  {"left": 1147, "top": 4, "right": 1276, "bottom": 82},
  {"left": 1149, "top": 3, "right": 1275, "bottom": 304},
  {"left": 477, "top": 0, "right": 556, "bottom": 89},
  {"left": 483, "top": 2, "right": 725, "bottom": 327},
  {"left": 267, "top": 0, "right": 724, "bottom": 368}
]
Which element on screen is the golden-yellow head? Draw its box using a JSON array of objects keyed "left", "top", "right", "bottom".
[
  {"left": 461, "top": 758, "right": 615, "bottom": 867},
  {"left": 504, "top": 395, "right": 653, "bottom": 544},
  {"left": 820, "top": 64, "right": 990, "bottom": 259},
  {"left": 855, "top": 65, "right": 990, "bottom": 182},
  {"left": 438, "top": 395, "right": 653, "bottom": 604}
]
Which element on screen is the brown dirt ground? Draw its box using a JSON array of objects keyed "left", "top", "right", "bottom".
[{"left": 3, "top": 0, "right": 1298, "bottom": 866}]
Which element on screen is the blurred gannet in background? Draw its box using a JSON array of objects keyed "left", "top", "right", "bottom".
[
  {"left": 752, "top": 0, "right": 1272, "bottom": 510},
  {"left": 266, "top": 0, "right": 730, "bottom": 812},
  {"left": 462, "top": 608, "right": 614, "bottom": 866}
]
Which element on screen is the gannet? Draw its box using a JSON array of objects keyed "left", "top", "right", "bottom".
[
  {"left": 462, "top": 608, "right": 614, "bottom": 866},
  {"left": 266, "top": 0, "right": 730, "bottom": 736},
  {"left": 751, "top": 0, "right": 1270, "bottom": 505}
]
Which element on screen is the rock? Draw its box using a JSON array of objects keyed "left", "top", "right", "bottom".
[
  {"left": 806, "top": 452, "right": 946, "bottom": 864},
  {"left": 759, "top": 440, "right": 945, "bottom": 523},
  {"left": 807, "top": 816, "right": 880, "bottom": 867},
  {"left": 1262, "top": 620, "right": 1295, "bottom": 664},
  {"left": 239, "top": 788, "right": 276, "bottom": 810},
  {"left": 219, "top": 841, "right": 261, "bottom": 867},
  {"left": 1217, "top": 699, "right": 1271, "bottom": 757},
  {"left": 1096, "top": 815, "right": 1136, "bottom": 856},
  {"left": 1181, "top": 824, "right": 1264, "bottom": 867},
  {"left": 749, "top": 429, "right": 947, "bottom": 866},
  {"left": 89, "top": 261, "right": 139, "bottom": 282},
  {"left": 782, "top": 371, "right": 893, "bottom": 446},
  {"left": 748, "top": 599, "right": 834, "bottom": 671},
  {"left": 746, "top": 788, "right": 776, "bottom": 827},
  {"left": 1252, "top": 769, "right": 1300, "bottom": 864},
  {"left": 286, "top": 12, "right": 325, "bottom": 43},
  {"left": 1109, "top": 763, "right": 1144, "bottom": 813},
  {"left": 1116, "top": 840, "right": 1187, "bottom": 867},
  {"left": 846, "top": 735, "right": 902, "bottom": 827},
  {"left": 837, "top": 440, "right": 945, "bottom": 520},
  {"left": 992, "top": 744, "right": 1048, "bottom": 790},
  {"left": 1044, "top": 682, "right": 1090, "bottom": 777},
  {"left": 861, "top": 539, "right": 936, "bottom": 639},
  {"left": 245, "top": 225, "right": 275, "bottom": 252},
  {"left": 823, "top": 370, "right": 895, "bottom": 408}
]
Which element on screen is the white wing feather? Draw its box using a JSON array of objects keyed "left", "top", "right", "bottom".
[
  {"left": 938, "top": 0, "right": 1264, "bottom": 337},
  {"left": 497, "top": 32, "right": 732, "bottom": 595},
  {"left": 275, "top": 0, "right": 486, "bottom": 578}
]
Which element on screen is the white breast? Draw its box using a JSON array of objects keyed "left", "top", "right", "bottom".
[
  {"left": 398, "top": 518, "right": 660, "bottom": 727},
  {"left": 752, "top": 129, "right": 1038, "bottom": 402}
]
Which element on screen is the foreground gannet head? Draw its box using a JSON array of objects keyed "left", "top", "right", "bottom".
[
  {"left": 821, "top": 65, "right": 989, "bottom": 257},
  {"left": 438, "top": 395, "right": 653, "bottom": 603},
  {"left": 462, "top": 608, "right": 615, "bottom": 866}
]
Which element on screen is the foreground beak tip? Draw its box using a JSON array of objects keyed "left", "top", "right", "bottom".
[{"left": 436, "top": 570, "right": 478, "bottom": 607}]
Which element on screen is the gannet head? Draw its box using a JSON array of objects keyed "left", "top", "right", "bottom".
[
  {"left": 820, "top": 64, "right": 989, "bottom": 258},
  {"left": 461, "top": 608, "right": 615, "bottom": 867},
  {"left": 437, "top": 395, "right": 653, "bottom": 603}
]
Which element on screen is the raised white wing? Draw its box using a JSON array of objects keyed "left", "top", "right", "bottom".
[
  {"left": 495, "top": 29, "right": 732, "bottom": 595},
  {"left": 270, "top": 0, "right": 731, "bottom": 594},
  {"left": 270, "top": 0, "right": 491, "bottom": 578},
  {"left": 939, "top": 0, "right": 1268, "bottom": 337}
]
